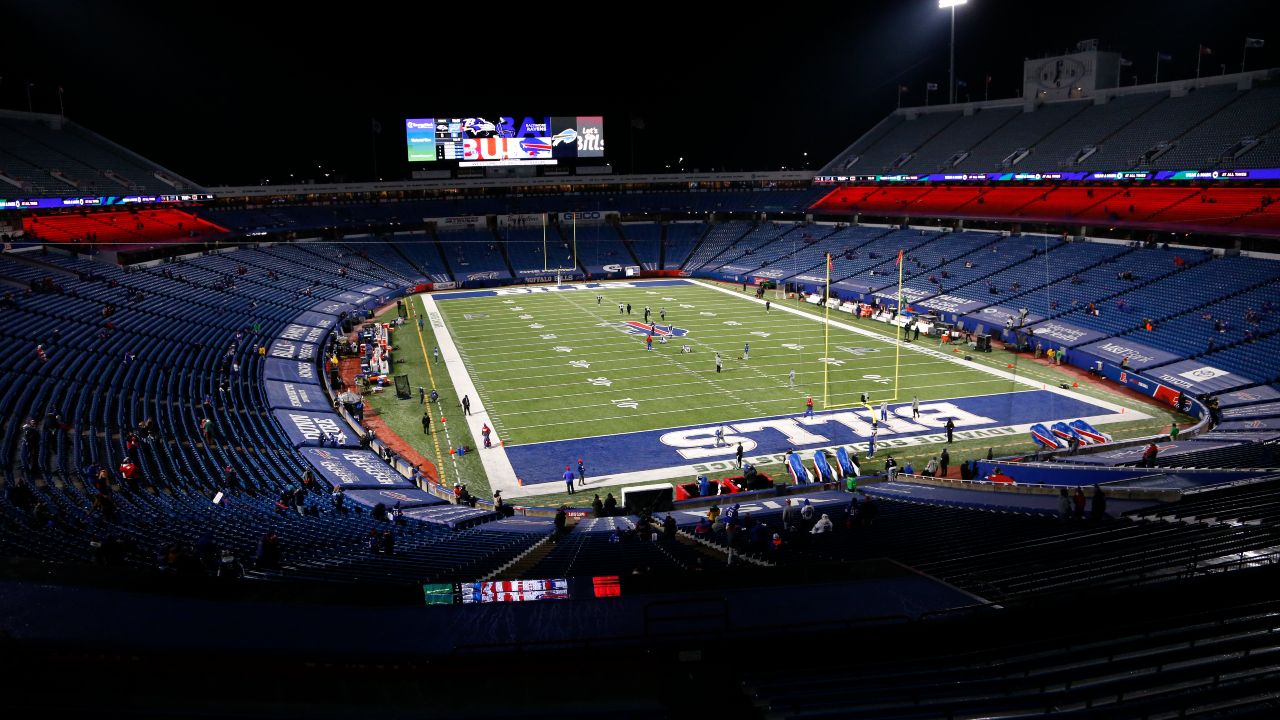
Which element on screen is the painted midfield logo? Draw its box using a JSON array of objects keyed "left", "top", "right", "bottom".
[{"left": 615, "top": 321, "right": 690, "bottom": 337}]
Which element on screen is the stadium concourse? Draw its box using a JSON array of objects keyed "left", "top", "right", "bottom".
[{"left": 3, "top": 70, "right": 1280, "bottom": 719}]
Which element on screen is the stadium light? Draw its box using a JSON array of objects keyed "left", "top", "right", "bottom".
[{"left": 939, "top": 0, "right": 968, "bottom": 104}]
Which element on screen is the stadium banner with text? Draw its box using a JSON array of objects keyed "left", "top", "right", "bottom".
[
  {"left": 1221, "top": 402, "right": 1280, "bottom": 420},
  {"left": 916, "top": 294, "right": 988, "bottom": 318},
  {"left": 430, "top": 216, "right": 487, "bottom": 230},
  {"left": 1214, "top": 385, "right": 1280, "bottom": 408},
  {"left": 1074, "top": 338, "right": 1182, "bottom": 370},
  {"left": 956, "top": 306, "right": 1045, "bottom": 337},
  {"left": 264, "top": 379, "right": 332, "bottom": 412},
  {"left": 1146, "top": 360, "right": 1256, "bottom": 394},
  {"left": 272, "top": 410, "right": 360, "bottom": 448},
  {"left": 1095, "top": 365, "right": 1186, "bottom": 410},
  {"left": 0, "top": 193, "right": 214, "bottom": 210},
  {"left": 559, "top": 210, "right": 619, "bottom": 225},
  {"left": 309, "top": 298, "right": 357, "bottom": 316},
  {"left": 263, "top": 357, "right": 320, "bottom": 385},
  {"left": 299, "top": 447, "right": 416, "bottom": 490},
  {"left": 277, "top": 323, "right": 328, "bottom": 345},
  {"left": 1025, "top": 320, "right": 1110, "bottom": 348},
  {"left": 405, "top": 116, "right": 604, "bottom": 166},
  {"left": 810, "top": 168, "right": 1280, "bottom": 184},
  {"left": 344, "top": 487, "right": 447, "bottom": 509},
  {"left": 331, "top": 291, "right": 377, "bottom": 307},
  {"left": 349, "top": 284, "right": 398, "bottom": 301},
  {"left": 288, "top": 311, "right": 338, "bottom": 331},
  {"left": 268, "top": 339, "right": 318, "bottom": 362}
]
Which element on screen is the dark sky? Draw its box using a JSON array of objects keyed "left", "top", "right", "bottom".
[{"left": 3, "top": 0, "right": 1272, "bottom": 186}]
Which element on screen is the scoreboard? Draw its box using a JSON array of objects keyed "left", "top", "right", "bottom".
[{"left": 406, "top": 115, "right": 604, "bottom": 167}]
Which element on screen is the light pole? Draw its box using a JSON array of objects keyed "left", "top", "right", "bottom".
[{"left": 939, "top": 0, "right": 968, "bottom": 105}]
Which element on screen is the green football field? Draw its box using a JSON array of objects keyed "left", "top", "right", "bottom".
[
  {"left": 433, "top": 281, "right": 1020, "bottom": 445},
  {"left": 362, "top": 279, "right": 1179, "bottom": 505}
]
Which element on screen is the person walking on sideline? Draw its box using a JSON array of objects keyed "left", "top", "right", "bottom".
[
  {"left": 462, "top": 395, "right": 471, "bottom": 415},
  {"left": 789, "top": 368, "right": 796, "bottom": 386},
  {"left": 577, "top": 459, "right": 586, "bottom": 487},
  {"left": 422, "top": 412, "right": 431, "bottom": 434},
  {"left": 433, "top": 346, "right": 439, "bottom": 363},
  {"left": 735, "top": 443, "right": 744, "bottom": 469},
  {"left": 715, "top": 353, "right": 723, "bottom": 374},
  {"left": 804, "top": 396, "right": 814, "bottom": 418},
  {"left": 945, "top": 418, "right": 955, "bottom": 443},
  {"left": 765, "top": 300, "right": 771, "bottom": 313},
  {"left": 563, "top": 466, "right": 576, "bottom": 494},
  {"left": 912, "top": 395, "right": 920, "bottom": 419}
]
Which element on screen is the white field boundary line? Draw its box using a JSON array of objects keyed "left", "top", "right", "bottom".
[
  {"left": 689, "top": 279, "right": 1146, "bottom": 416},
  {"left": 420, "top": 293, "right": 521, "bottom": 493},
  {"left": 498, "top": 412, "right": 1137, "bottom": 499}
]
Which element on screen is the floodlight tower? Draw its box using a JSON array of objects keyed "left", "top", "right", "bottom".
[{"left": 939, "top": 0, "right": 968, "bottom": 105}]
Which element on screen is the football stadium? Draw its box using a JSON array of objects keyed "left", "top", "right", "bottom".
[{"left": 3, "top": 2, "right": 1280, "bottom": 716}]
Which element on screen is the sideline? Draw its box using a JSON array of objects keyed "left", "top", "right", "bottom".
[{"left": 420, "top": 292, "right": 522, "bottom": 492}]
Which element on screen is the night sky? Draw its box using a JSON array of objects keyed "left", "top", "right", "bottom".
[{"left": 3, "top": 0, "right": 1272, "bottom": 186}]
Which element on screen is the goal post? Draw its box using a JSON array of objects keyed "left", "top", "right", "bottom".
[{"left": 820, "top": 249, "right": 905, "bottom": 411}]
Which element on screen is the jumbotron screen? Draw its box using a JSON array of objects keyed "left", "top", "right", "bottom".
[
  {"left": 405, "top": 116, "right": 604, "bottom": 167},
  {"left": 459, "top": 578, "right": 570, "bottom": 603}
]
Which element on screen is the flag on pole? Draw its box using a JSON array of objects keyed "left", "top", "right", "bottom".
[
  {"left": 1245, "top": 38, "right": 1265, "bottom": 48},
  {"left": 1200, "top": 45, "right": 1213, "bottom": 56},
  {"left": 371, "top": 119, "right": 382, "bottom": 134},
  {"left": 898, "top": 85, "right": 908, "bottom": 93},
  {"left": 1157, "top": 52, "right": 1173, "bottom": 61},
  {"left": 926, "top": 82, "right": 939, "bottom": 91},
  {"left": 956, "top": 79, "right": 968, "bottom": 88},
  {"left": 1119, "top": 58, "right": 1133, "bottom": 67}
]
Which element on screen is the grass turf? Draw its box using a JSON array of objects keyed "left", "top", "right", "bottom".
[{"left": 362, "top": 280, "right": 1181, "bottom": 507}]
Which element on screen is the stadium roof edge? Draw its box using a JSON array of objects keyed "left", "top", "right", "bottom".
[
  {"left": 209, "top": 171, "right": 817, "bottom": 199},
  {"left": 0, "top": 108, "right": 206, "bottom": 194},
  {"left": 896, "top": 67, "right": 1277, "bottom": 116}
]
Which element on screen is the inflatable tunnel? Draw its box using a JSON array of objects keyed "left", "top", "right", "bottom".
[
  {"left": 1069, "top": 419, "right": 1112, "bottom": 444},
  {"left": 1029, "top": 423, "right": 1063, "bottom": 449},
  {"left": 812, "top": 451, "right": 839, "bottom": 483},
  {"left": 786, "top": 452, "right": 811, "bottom": 484},
  {"left": 835, "top": 447, "right": 860, "bottom": 478},
  {"left": 1051, "top": 421, "right": 1083, "bottom": 444}
]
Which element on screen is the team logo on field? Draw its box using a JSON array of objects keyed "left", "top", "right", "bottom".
[{"left": 615, "top": 321, "right": 689, "bottom": 337}]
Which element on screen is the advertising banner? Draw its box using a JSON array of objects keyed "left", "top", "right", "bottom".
[
  {"left": 273, "top": 410, "right": 359, "bottom": 448},
  {"left": 263, "top": 357, "right": 319, "bottom": 384},
  {"left": 299, "top": 447, "right": 416, "bottom": 489},
  {"left": 264, "top": 380, "right": 331, "bottom": 412}
]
